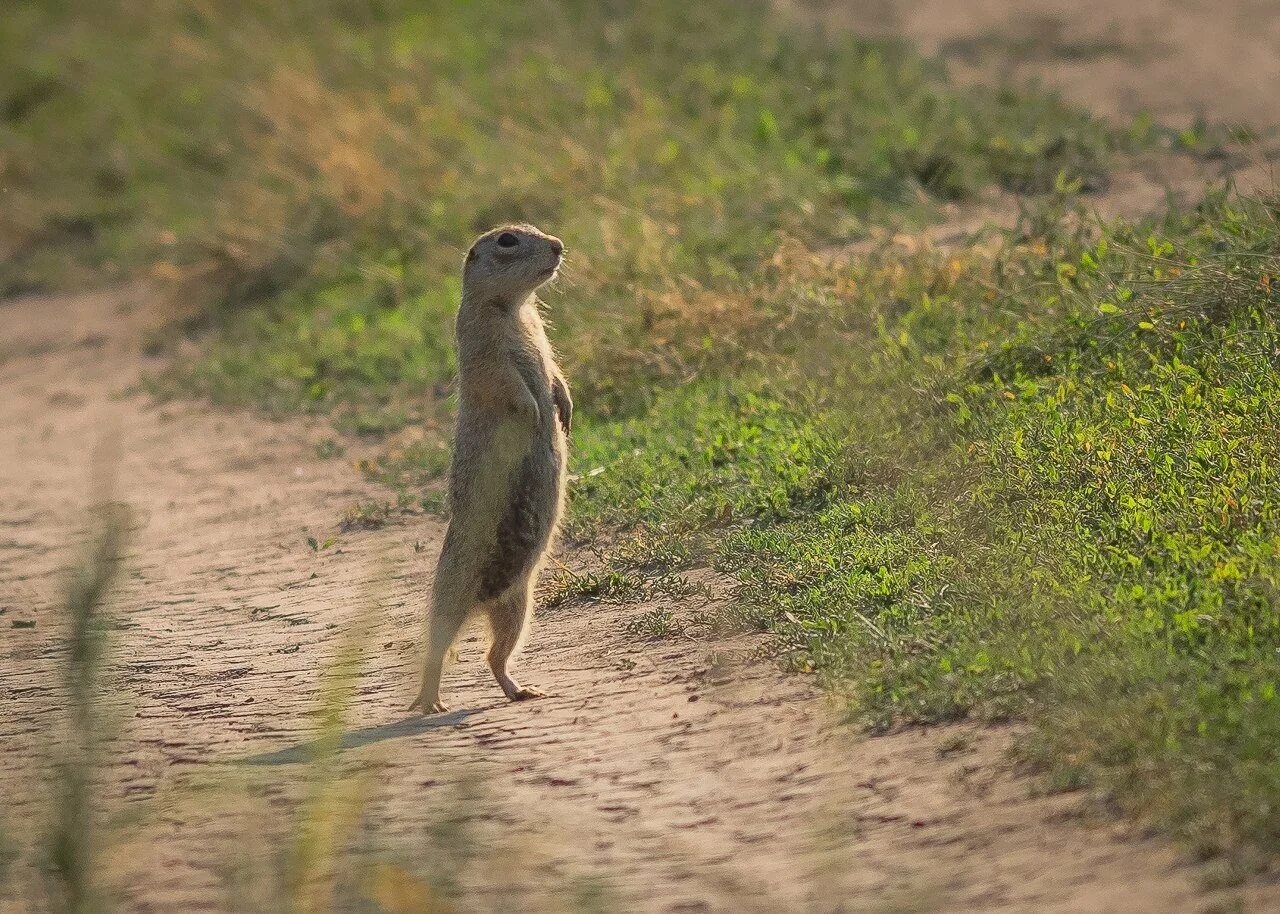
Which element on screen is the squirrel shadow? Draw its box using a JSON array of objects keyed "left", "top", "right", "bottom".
[{"left": 238, "top": 709, "right": 478, "bottom": 766}]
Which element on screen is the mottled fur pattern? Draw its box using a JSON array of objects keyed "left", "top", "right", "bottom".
[{"left": 410, "top": 224, "right": 571, "bottom": 714}]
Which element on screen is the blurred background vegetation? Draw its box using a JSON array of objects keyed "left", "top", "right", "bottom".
[{"left": 2, "top": 0, "right": 1133, "bottom": 422}]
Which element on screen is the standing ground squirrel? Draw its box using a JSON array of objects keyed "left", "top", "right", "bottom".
[{"left": 410, "top": 224, "right": 571, "bottom": 714}]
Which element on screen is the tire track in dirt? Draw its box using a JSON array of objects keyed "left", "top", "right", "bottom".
[{"left": 2, "top": 288, "right": 1277, "bottom": 912}]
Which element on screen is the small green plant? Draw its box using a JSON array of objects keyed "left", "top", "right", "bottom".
[
  {"left": 360, "top": 441, "right": 452, "bottom": 490},
  {"left": 624, "top": 608, "right": 687, "bottom": 641},
  {"left": 338, "top": 496, "right": 422, "bottom": 533},
  {"left": 418, "top": 491, "right": 449, "bottom": 518},
  {"left": 339, "top": 502, "right": 392, "bottom": 532},
  {"left": 545, "top": 565, "right": 700, "bottom": 610},
  {"left": 307, "top": 536, "right": 337, "bottom": 552},
  {"left": 315, "top": 439, "right": 346, "bottom": 460},
  {"left": 545, "top": 569, "right": 650, "bottom": 608}
]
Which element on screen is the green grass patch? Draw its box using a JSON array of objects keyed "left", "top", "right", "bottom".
[{"left": 568, "top": 188, "right": 1280, "bottom": 861}]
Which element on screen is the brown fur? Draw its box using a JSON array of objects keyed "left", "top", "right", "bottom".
[{"left": 410, "top": 224, "right": 571, "bottom": 714}]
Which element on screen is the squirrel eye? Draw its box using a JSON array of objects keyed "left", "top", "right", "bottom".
[{"left": 496, "top": 232, "right": 519, "bottom": 248}]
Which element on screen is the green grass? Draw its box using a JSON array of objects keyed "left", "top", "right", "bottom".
[
  {"left": 6, "top": 0, "right": 1280, "bottom": 880},
  {"left": 569, "top": 189, "right": 1280, "bottom": 864}
]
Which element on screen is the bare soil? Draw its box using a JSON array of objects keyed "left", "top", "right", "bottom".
[{"left": 2, "top": 284, "right": 1278, "bottom": 912}]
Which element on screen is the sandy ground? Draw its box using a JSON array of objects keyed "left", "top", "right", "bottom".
[
  {"left": 790, "top": 0, "right": 1280, "bottom": 129},
  {"left": 2, "top": 286, "right": 1279, "bottom": 912}
]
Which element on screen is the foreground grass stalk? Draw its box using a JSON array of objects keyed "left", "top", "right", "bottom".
[
  {"left": 46, "top": 497, "right": 129, "bottom": 914},
  {"left": 285, "top": 617, "right": 370, "bottom": 914}
]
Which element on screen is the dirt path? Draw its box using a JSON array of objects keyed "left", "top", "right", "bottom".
[
  {"left": 3, "top": 285, "right": 1279, "bottom": 913},
  {"left": 790, "top": 0, "right": 1280, "bottom": 130}
]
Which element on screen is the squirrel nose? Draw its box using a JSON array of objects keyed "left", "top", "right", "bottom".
[{"left": 549, "top": 238, "right": 564, "bottom": 257}]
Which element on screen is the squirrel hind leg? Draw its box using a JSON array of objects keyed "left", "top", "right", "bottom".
[
  {"left": 411, "top": 567, "right": 475, "bottom": 714},
  {"left": 486, "top": 579, "right": 544, "bottom": 701}
]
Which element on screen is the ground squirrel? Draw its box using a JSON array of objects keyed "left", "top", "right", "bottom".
[{"left": 410, "top": 224, "right": 571, "bottom": 714}]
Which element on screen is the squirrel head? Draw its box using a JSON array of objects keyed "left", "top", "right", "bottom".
[{"left": 462, "top": 224, "right": 564, "bottom": 306}]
